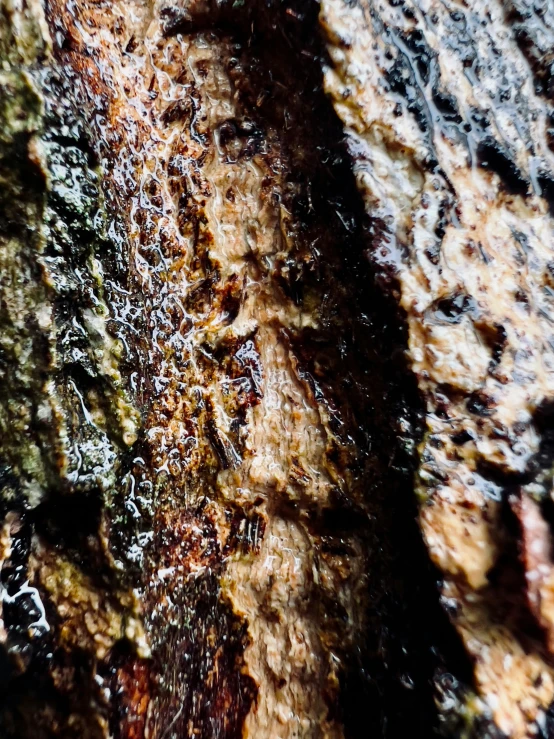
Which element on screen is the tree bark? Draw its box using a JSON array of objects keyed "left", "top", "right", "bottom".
[{"left": 2, "top": 0, "right": 554, "bottom": 738}]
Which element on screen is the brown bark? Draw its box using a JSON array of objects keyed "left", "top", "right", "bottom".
[{"left": 3, "top": 0, "right": 554, "bottom": 738}]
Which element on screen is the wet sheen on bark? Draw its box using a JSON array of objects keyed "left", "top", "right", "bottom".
[{"left": 3, "top": 1, "right": 554, "bottom": 738}]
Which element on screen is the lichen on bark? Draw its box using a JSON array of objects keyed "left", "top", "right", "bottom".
[{"left": 0, "top": 2, "right": 144, "bottom": 735}]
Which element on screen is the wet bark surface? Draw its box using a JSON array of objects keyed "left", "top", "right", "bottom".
[{"left": 2, "top": 0, "right": 554, "bottom": 738}]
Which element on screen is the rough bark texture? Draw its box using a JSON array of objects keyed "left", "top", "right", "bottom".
[
  {"left": 2, "top": 0, "right": 554, "bottom": 738},
  {"left": 321, "top": 1, "right": 554, "bottom": 736}
]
